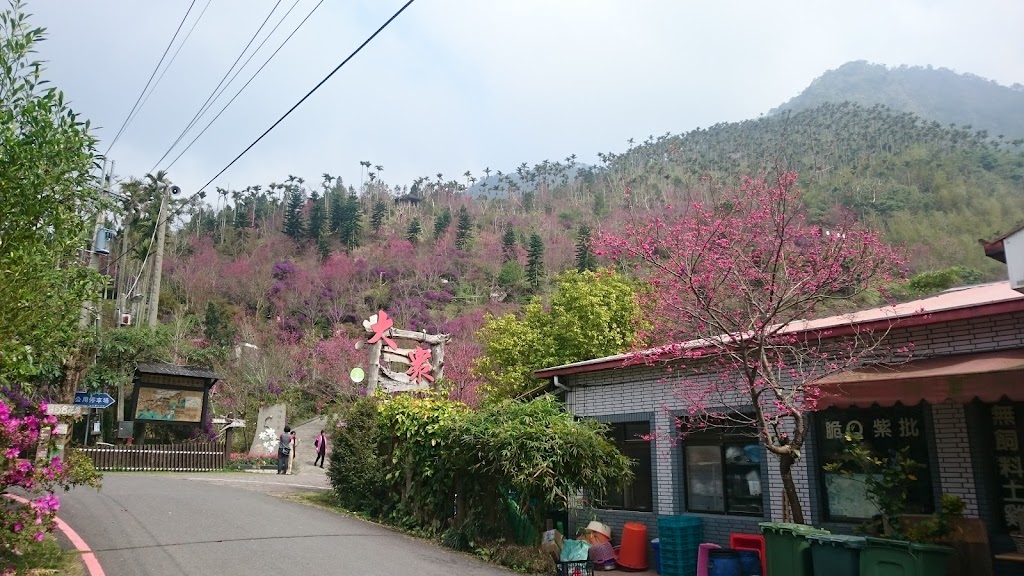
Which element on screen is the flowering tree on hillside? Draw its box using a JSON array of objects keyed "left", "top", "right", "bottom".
[{"left": 601, "top": 172, "right": 906, "bottom": 523}]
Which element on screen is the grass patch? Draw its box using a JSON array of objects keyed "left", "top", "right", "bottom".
[
  {"left": 0, "top": 536, "right": 85, "bottom": 576},
  {"left": 283, "top": 492, "right": 553, "bottom": 574}
]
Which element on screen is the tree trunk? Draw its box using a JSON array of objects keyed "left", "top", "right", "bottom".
[{"left": 779, "top": 453, "right": 805, "bottom": 524}]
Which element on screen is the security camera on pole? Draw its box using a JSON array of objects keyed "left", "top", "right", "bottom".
[{"left": 148, "top": 180, "right": 181, "bottom": 327}]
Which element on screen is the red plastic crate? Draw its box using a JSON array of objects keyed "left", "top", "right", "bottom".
[{"left": 730, "top": 533, "right": 766, "bottom": 576}]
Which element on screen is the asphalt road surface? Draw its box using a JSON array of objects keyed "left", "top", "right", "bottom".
[{"left": 57, "top": 473, "right": 517, "bottom": 576}]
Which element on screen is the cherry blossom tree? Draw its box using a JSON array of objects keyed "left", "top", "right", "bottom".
[{"left": 601, "top": 172, "right": 906, "bottom": 523}]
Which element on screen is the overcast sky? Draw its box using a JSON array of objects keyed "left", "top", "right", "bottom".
[{"left": 30, "top": 0, "right": 1024, "bottom": 198}]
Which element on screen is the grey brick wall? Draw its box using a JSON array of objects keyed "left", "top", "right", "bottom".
[
  {"left": 564, "top": 308, "right": 1024, "bottom": 534},
  {"left": 932, "top": 401, "right": 979, "bottom": 516}
]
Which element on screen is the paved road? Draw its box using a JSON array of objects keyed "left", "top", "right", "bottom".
[{"left": 57, "top": 473, "right": 517, "bottom": 576}]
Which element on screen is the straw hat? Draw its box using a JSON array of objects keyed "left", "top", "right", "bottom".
[{"left": 586, "top": 521, "right": 612, "bottom": 539}]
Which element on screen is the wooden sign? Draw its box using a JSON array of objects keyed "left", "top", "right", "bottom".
[{"left": 363, "top": 311, "right": 451, "bottom": 394}]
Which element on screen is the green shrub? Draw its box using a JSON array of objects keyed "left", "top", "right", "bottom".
[
  {"left": 327, "top": 397, "right": 388, "bottom": 516},
  {"left": 325, "top": 393, "right": 634, "bottom": 549}
]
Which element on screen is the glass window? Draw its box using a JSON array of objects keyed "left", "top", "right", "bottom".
[
  {"left": 684, "top": 437, "right": 763, "bottom": 516},
  {"left": 817, "top": 404, "right": 933, "bottom": 521},
  {"left": 602, "top": 422, "right": 653, "bottom": 511}
]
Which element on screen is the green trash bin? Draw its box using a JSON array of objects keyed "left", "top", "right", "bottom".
[
  {"left": 859, "top": 537, "right": 953, "bottom": 576},
  {"left": 807, "top": 533, "right": 865, "bottom": 576},
  {"left": 759, "top": 522, "right": 829, "bottom": 576}
]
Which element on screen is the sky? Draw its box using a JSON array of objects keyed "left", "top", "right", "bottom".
[{"left": 29, "top": 0, "right": 1024, "bottom": 200}]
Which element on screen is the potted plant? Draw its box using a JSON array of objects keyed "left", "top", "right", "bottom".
[
  {"left": 824, "top": 435, "right": 960, "bottom": 576},
  {"left": 1008, "top": 507, "right": 1024, "bottom": 553}
]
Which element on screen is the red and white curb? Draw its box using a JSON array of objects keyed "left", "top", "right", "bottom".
[{"left": 3, "top": 493, "right": 105, "bottom": 576}]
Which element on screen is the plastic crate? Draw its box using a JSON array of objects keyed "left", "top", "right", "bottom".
[
  {"left": 657, "top": 516, "right": 703, "bottom": 576},
  {"left": 555, "top": 560, "right": 593, "bottom": 576}
]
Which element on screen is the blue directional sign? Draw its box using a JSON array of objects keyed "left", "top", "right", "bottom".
[{"left": 73, "top": 392, "right": 115, "bottom": 409}]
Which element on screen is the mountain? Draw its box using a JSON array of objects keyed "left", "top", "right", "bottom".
[{"left": 771, "top": 61, "right": 1024, "bottom": 140}]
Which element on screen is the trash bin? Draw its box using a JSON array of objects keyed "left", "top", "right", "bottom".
[
  {"left": 807, "top": 533, "right": 865, "bottom": 576},
  {"left": 759, "top": 522, "right": 829, "bottom": 576},
  {"left": 859, "top": 537, "right": 953, "bottom": 576},
  {"left": 651, "top": 538, "right": 661, "bottom": 574}
]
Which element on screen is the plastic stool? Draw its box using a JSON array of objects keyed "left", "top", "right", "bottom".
[
  {"left": 617, "top": 522, "right": 649, "bottom": 570},
  {"left": 729, "top": 533, "right": 766, "bottom": 576},
  {"left": 697, "top": 542, "right": 722, "bottom": 576}
]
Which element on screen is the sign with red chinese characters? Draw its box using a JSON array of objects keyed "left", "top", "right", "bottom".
[{"left": 362, "top": 311, "right": 450, "bottom": 394}]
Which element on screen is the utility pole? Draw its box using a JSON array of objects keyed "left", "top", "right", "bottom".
[
  {"left": 147, "top": 179, "right": 180, "bottom": 327},
  {"left": 80, "top": 160, "right": 111, "bottom": 329}
]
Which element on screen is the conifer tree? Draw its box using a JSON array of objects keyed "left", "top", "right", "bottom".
[
  {"left": 455, "top": 206, "right": 472, "bottom": 249},
  {"left": 340, "top": 192, "right": 362, "bottom": 249},
  {"left": 317, "top": 232, "right": 331, "bottom": 262},
  {"left": 406, "top": 217, "right": 422, "bottom": 244},
  {"left": 307, "top": 191, "right": 325, "bottom": 241},
  {"left": 283, "top": 191, "right": 305, "bottom": 239},
  {"left": 575, "top": 224, "right": 597, "bottom": 272},
  {"left": 329, "top": 192, "right": 345, "bottom": 234},
  {"left": 370, "top": 199, "right": 387, "bottom": 233},
  {"left": 526, "top": 232, "right": 545, "bottom": 288},
  {"left": 433, "top": 208, "right": 452, "bottom": 240},
  {"left": 501, "top": 226, "right": 517, "bottom": 262}
]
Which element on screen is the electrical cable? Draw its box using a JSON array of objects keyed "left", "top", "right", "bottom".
[
  {"left": 102, "top": 0, "right": 416, "bottom": 273},
  {"left": 135, "top": 0, "right": 216, "bottom": 117},
  {"left": 104, "top": 0, "right": 197, "bottom": 155},
  {"left": 195, "top": 0, "right": 416, "bottom": 194},
  {"left": 162, "top": 0, "right": 326, "bottom": 172},
  {"left": 147, "top": 0, "right": 284, "bottom": 172}
]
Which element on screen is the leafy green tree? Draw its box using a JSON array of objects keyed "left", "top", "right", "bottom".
[
  {"left": 592, "top": 189, "right": 608, "bottom": 217},
  {"left": 455, "top": 206, "right": 472, "bottom": 249},
  {"left": 370, "top": 198, "right": 387, "bottom": 233},
  {"left": 406, "top": 217, "right": 422, "bottom": 244},
  {"left": 496, "top": 261, "right": 527, "bottom": 297},
  {"left": 501, "top": 226, "right": 517, "bottom": 262},
  {"left": 575, "top": 224, "right": 597, "bottom": 272},
  {"left": 0, "top": 4, "right": 104, "bottom": 390},
  {"left": 307, "top": 191, "right": 325, "bottom": 241},
  {"left": 283, "top": 191, "right": 305, "bottom": 239},
  {"left": 433, "top": 208, "right": 452, "bottom": 241},
  {"left": 475, "top": 269, "right": 642, "bottom": 399},
  {"left": 526, "top": 233, "right": 545, "bottom": 288}
]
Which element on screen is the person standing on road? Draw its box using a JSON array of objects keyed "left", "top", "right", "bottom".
[
  {"left": 277, "top": 426, "right": 292, "bottom": 475},
  {"left": 288, "top": 430, "right": 299, "bottom": 474},
  {"left": 314, "top": 429, "right": 327, "bottom": 468}
]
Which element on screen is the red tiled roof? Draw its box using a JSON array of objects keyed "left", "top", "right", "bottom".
[{"left": 534, "top": 281, "right": 1024, "bottom": 378}]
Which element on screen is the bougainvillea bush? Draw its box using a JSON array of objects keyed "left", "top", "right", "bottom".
[{"left": 1, "top": 387, "right": 101, "bottom": 570}]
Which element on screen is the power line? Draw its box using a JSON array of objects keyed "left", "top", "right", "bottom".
[
  {"left": 162, "top": 0, "right": 326, "bottom": 172},
  {"left": 135, "top": 0, "right": 216, "bottom": 117},
  {"left": 104, "top": 0, "right": 197, "bottom": 156},
  {"left": 147, "top": 0, "right": 285, "bottom": 172},
  {"left": 196, "top": 0, "right": 417, "bottom": 194},
  {"left": 102, "top": 0, "right": 417, "bottom": 274}
]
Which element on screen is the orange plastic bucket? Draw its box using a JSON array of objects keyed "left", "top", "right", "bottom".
[{"left": 617, "top": 522, "right": 649, "bottom": 570}]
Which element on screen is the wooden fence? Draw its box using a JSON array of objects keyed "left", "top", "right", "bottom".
[{"left": 79, "top": 442, "right": 226, "bottom": 472}]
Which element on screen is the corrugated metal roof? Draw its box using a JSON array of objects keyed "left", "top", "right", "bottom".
[
  {"left": 135, "top": 363, "right": 220, "bottom": 381},
  {"left": 535, "top": 281, "right": 1024, "bottom": 378}
]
